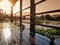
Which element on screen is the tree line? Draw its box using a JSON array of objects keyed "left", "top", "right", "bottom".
[{"left": 39, "top": 14, "right": 60, "bottom": 21}]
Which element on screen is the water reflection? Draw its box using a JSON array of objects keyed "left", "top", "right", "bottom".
[
  {"left": 29, "top": 35, "right": 35, "bottom": 45},
  {"left": 20, "top": 31, "right": 35, "bottom": 45},
  {"left": 49, "top": 37, "right": 55, "bottom": 45},
  {"left": 20, "top": 30, "right": 23, "bottom": 45},
  {"left": 1, "top": 23, "right": 12, "bottom": 45},
  {"left": 20, "top": 24, "right": 25, "bottom": 45}
]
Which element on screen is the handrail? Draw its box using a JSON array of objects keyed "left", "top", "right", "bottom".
[
  {"left": 36, "top": 9, "right": 60, "bottom": 15},
  {"left": 14, "top": 0, "right": 46, "bottom": 15},
  {"left": 13, "top": 0, "right": 60, "bottom": 29},
  {"left": 22, "top": 22, "right": 60, "bottom": 29},
  {"left": 23, "top": 9, "right": 60, "bottom": 16}
]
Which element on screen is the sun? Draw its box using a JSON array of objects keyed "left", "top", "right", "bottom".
[
  {"left": 0, "top": 0, "right": 11, "bottom": 14},
  {"left": 0, "top": 0, "right": 20, "bottom": 14},
  {"left": 0, "top": 0, "right": 29, "bottom": 14}
]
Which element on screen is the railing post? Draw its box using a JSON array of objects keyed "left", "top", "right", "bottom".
[
  {"left": 20, "top": 0, "right": 22, "bottom": 29},
  {"left": 30, "top": 0, "right": 35, "bottom": 38},
  {"left": 20, "top": 0, "right": 23, "bottom": 45},
  {"left": 11, "top": 6, "right": 13, "bottom": 23}
]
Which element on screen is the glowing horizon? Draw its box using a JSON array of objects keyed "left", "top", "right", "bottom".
[
  {"left": 0, "top": 0, "right": 30, "bottom": 14},
  {"left": 0, "top": 0, "right": 11, "bottom": 14},
  {"left": 0, "top": 0, "right": 20, "bottom": 14}
]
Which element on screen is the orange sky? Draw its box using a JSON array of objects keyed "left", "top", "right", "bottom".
[
  {"left": 0, "top": 0, "right": 11, "bottom": 14},
  {"left": 0, "top": 0, "right": 60, "bottom": 15}
]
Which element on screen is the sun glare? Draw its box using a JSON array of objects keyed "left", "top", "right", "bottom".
[
  {"left": 0, "top": 0, "right": 11, "bottom": 14},
  {"left": 0, "top": 0, "right": 29, "bottom": 14},
  {"left": 2, "top": 23, "right": 12, "bottom": 42}
]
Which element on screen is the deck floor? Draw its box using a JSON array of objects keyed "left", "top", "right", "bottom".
[{"left": 0, "top": 22, "right": 59, "bottom": 45}]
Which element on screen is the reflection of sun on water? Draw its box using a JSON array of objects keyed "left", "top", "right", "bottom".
[{"left": 2, "top": 23, "right": 11, "bottom": 42}]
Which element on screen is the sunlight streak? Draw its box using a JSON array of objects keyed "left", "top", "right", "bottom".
[{"left": 2, "top": 23, "right": 12, "bottom": 42}]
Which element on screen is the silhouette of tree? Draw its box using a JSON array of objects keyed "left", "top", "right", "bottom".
[
  {"left": 45, "top": 14, "right": 52, "bottom": 20},
  {"left": 56, "top": 16, "right": 60, "bottom": 21}
]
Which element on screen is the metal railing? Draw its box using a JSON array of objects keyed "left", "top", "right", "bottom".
[{"left": 13, "top": 0, "right": 60, "bottom": 41}]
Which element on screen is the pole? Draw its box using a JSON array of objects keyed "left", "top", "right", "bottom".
[
  {"left": 20, "top": 0, "right": 22, "bottom": 29},
  {"left": 20, "top": 0, "right": 22, "bottom": 45},
  {"left": 29, "top": 0, "right": 35, "bottom": 44},
  {"left": 30, "top": 0, "right": 35, "bottom": 37},
  {"left": 11, "top": 6, "right": 13, "bottom": 23}
]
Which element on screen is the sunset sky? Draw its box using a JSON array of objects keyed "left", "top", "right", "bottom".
[{"left": 0, "top": 0, "right": 60, "bottom": 15}]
